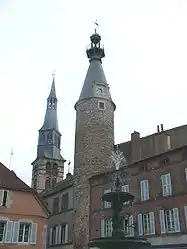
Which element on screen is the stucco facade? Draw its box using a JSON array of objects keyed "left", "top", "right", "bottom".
[{"left": 0, "top": 163, "right": 49, "bottom": 248}]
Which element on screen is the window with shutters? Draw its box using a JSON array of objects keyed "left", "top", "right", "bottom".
[
  {"left": 53, "top": 197, "right": 59, "bottom": 214},
  {"left": 61, "top": 193, "right": 69, "bottom": 212},
  {"left": 164, "top": 209, "right": 175, "bottom": 232},
  {"left": 140, "top": 180, "right": 149, "bottom": 201},
  {"left": 0, "top": 190, "right": 8, "bottom": 207},
  {"left": 18, "top": 223, "right": 31, "bottom": 243},
  {"left": 103, "top": 188, "right": 111, "bottom": 209},
  {"left": 142, "top": 213, "right": 155, "bottom": 235},
  {"left": 161, "top": 173, "right": 172, "bottom": 196},
  {"left": 159, "top": 208, "right": 180, "bottom": 233},
  {"left": 0, "top": 221, "right": 6, "bottom": 242},
  {"left": 121, "top": 185, "right": 130, "bottom": 204}
]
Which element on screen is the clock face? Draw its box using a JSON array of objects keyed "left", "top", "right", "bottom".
[{"left": 96, "top": 86, "right": 105, "bottom": 95}]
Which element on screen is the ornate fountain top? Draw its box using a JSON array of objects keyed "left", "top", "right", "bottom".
[{"left": 110, "top": 147, "right": 127, "bottom": 170}]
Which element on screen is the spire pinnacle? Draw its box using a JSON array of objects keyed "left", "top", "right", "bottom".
[
  {"left": 93, "top": 20, "right": 99, "bottom": 33},
  {"left": 48, "top": 71, "right": 57, "bottom": 99}
]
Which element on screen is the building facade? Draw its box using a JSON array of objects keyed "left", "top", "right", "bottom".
[
  {"left": 0, "top": 162, "right": 49, "bottom": 249},
  {"left": 32, "top": 30, "right": 187, "bottom": 249}
]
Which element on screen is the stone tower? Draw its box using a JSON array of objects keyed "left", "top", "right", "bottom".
[
  {"left": 31, "top": 75, "right": 66, "bottom": 193},
  {"left": 73, "top": 31, "right": 116, "bottom": 249}
]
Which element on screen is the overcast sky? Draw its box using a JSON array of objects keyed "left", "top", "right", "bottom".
[{"left": 0, "top": 0, "right": 187, "bottom": 185}]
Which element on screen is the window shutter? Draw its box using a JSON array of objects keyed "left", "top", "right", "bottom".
[
  {"left": 173, "top": 208, "right": 180, "bottom": 232},
  {"left": 159, "top": 210, "right": 166, "bottom": 234},
  {"left": 30, "top": 223, "right": 37, "bottom": 245},
  {"left": 0, "top": 190, "right": 4, "bottom": 206},
  {"left": 101, "top": 219, "right": 105, "bottom": 237},
  {"left": 4, "top": 220, "right": 13, "bottom": 243},
  {"left": 184, "top": 206, "right": 187, "bottom": 228},
  {"left": 49, "top": 228, "right": 52, "bottom": 245},
  {"left": 168, "top": 174, "right": 172, "bottom": 195},
  {"left": 145, "top": 180, "right": 149, "bottom": 200},
  {"left": 185, "top": 168, "right": 187, "bottom": 181},
  {"left": 58, "top": 225, "right": 62, "bottom": 244},
  {"left": 6, "top": 191, "right": 11, "bottom": 208},
  {"left": 12, "top": 221, "right": 19, "bottom": 243},
  {"left": 129, "top": 215, "right": 134, "bottom": 237},
  {"left": 108, "top": 219, "right": 113, "bottom": 237},
  {"left": 65, "top": 224, "right": 68, "bottom": 244},
  {"left": 149, "top": 212, "right": 155, "bottom": 234},
  {"left": 138, "top": 213, "right": 143, "bottom": 236},
  {"left": 140, "top": 181, "right": 144, "bottom": 201},
  {"left": 43, "top": 225, "right": 47, "bottom": 249}
]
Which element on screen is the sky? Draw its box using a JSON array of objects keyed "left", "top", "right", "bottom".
[{"left": 0, "top": 0, "right": 187, "bottom": 185}]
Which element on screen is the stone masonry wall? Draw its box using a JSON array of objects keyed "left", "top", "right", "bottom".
[{"left": 73, "top": 98, "right": 115, "bottom": 249}]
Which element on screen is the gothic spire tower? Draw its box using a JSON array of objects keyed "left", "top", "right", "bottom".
[
  {"left": 31, "top": 74, "right": 66, "bottom": 193},
  {"left": 73, "top": 30, "right": 116, "bottom": 249}
]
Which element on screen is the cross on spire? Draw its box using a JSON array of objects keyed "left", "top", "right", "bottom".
[
  {"left": 52, "top": 69, "right": 56, "bottom": 78},
  {"left": 94, "top": 20, "right": 99, "bottom": 33}
]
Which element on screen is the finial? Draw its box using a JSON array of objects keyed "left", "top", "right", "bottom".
[
  {"left": 94, "top": 20, "right": 99, "bottom": 33},
  {"left": 52, "top": 69, "right": 56, "bottom": 79}
]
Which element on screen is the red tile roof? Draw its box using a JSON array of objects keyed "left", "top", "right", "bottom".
[{"left": 0, "top": 162, "right": 50, "bottom": 215}]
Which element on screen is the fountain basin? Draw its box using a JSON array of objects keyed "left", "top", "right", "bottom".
[
  {"left": 89, "top": 236, "right": 151, "bottom": 249},
  {"left": 102, "top": 191, "right": 135, "bottom": 203}
]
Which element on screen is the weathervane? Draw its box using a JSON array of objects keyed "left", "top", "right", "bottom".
[
  {"left": 110, "top": 147, "right": 126, "bottom": 170},
  {"left": 94, "top": 20, "right": 99, "bottom": 33}
]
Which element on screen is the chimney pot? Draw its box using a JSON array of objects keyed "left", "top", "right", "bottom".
[
  {"left": 157, "top": 125, "right": 160, "bottom": 132},
  {"left": 161, "top": 124, "right": 164, "bottom": 131}
]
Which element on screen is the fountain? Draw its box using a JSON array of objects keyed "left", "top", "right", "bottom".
[{"left": 89, "top": 148, "right": 152, "bottom": 249}]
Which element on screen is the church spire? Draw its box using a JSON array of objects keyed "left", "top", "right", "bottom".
[
  {"left": 42, "top": 74, "right": 59, "bottom": 131},
  {"left": 77, "top": 29, "right": 115, "bottom": 108}
]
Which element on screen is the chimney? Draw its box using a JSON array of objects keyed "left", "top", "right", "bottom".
[
  {"left": 131, "top": 131, "right": 141, "bottom": 162},
  {"left": 161, "top": 124, "right": 164, "bottom": 131},
  {"left": 157, "top": 125, "right": 160, "bottom": 133},
  {"left": 66, "top": 172, "right": 72, "bottom": 180}
]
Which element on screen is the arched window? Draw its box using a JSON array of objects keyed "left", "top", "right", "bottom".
[
  {"left": 51, "top": 177, "right": 57, "bottom": 187},
  {"left": 45, "top": 177, "right": 50, "bottom": 189},
  {"left": 46, "top": 162, "right": 51, "bottom": 174},
  {"left": 52, "top": 163, "right": 58, "bottom": 176},
  {"left": 47, "top": 132, "right": 53, "bottom": 144},
  {"left": 40, "top": 133, "right": 45, "bottom": 144},
  {"left": 55, "top": 134, "right": 58, "bottom": 146}
]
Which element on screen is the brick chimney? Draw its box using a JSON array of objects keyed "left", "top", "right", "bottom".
[{"left": 131, "top": 131, "right": 141, "bottom": 162}]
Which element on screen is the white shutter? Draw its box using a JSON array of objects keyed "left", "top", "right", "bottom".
[
  {"left": 138, "top": 213, "right": 143, "bottom": 236},
  {"left": 65, "top": 224, "right": 68, "bottom": 244},
  {"left": 43, "top": 225, "right": 47, "bottom": 249},
  {"left": 145, "top": 180, "right": 149, "bottom": 200},
  {"left": 108, "top": 219, "right": 113, "bottom": 237},
  {"left": 58, "top": 225, "right": 62, "bottom": 244},
  {"left": 4, "top": 221, "right": 13, "bottom": 243},
  {"left": 185, "top": 168, "right": 187, "bottom": 181},
  {"left": 101, "top": 219, "right": 105, "bottom": 237},
  {"left": 173, "top": 208, "right": 180, "bottom": 232},
  {"left": 6, "top": 191, "right": 11, "bottom": 208},
  {"left": 49, "top": 228, "right": 52, "bottom": 245},
  {"left": 159, "top": 210, "right": 166, "bottom": 234},
  {"left": 0, "top": 190, "right": 4, "bottom": 206},
  {"left": 149, "top": 212, "right": 155, "bottom": 234},
  {"left": 129, "top": 215, "right": 134, "bottom": 237},
  {"left": 12, "top": 222, "right": 19, "bottom": 243},
  {"left": 30, "top": 223, "right": 37, "bottom": 245},
  {"left": 167, "top": 174, "right": 172, "bottom": 195},
  {"left": 184, "top": 206, "right": 187, "bottom": 227}
]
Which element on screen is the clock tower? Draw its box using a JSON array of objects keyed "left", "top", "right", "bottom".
[{"left": 73, "top": 30, "right": 116, "bottom": 249}]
